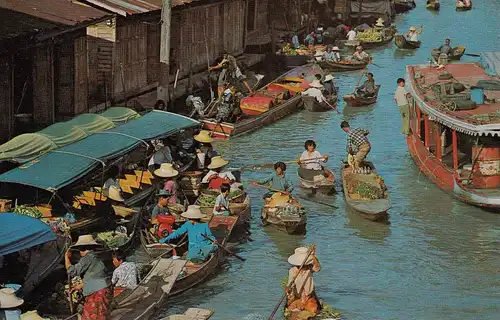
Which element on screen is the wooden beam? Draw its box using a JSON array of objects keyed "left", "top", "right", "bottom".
[
  {"left": 424, "top": 114, "right": 429, "bottom": 148},
  {"left": 158, "top": 0, "right": 172, "bottom": 103},
  {"left": 416, "top": 106, "right": 421, "bottom": 138},
  {"left": 452, "top": 129, "right": 458, "bottom": 170},
  {"left": 435, "top": 122, "right": 441, "bottom": 160}
]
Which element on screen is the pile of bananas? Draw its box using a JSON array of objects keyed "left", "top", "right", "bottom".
[
  {"left": 358, "top": 28, "right": 382, "bottom": 42},
  {"left": 13, "top": 205, "right": 42, "bottom": 218},
  {"left": 280, "top": 43, "right": 309, "bottom": 55}
]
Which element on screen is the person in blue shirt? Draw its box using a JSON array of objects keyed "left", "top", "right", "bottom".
[
  {"left": 252, "top": 162, "right": 293, "bottom": 199},
  {"left": 291, "top": 32, "right": 300, "bottom": 49},
  {"left": 160, "top": 205, "right": 217, "bottom": 263}
]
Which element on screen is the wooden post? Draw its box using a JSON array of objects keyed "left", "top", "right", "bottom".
[
  {"left": 452, "top": 130, "right": 458, "bottom": 170},
  {"left": 416, "top": 107, "right": 421, "bottom": 137},
  {"left": 157, "top": 0, "right": 172, "bottom": 103},
  {"left": 271, "top": 21, "right": 276, "bottom": 54},
  {"left": 358, "top": 0, "right": 363, "bottom": 24},
  {"left": 435, "top": 122, "right": 441, "bottom": 160},
  {"left": 424, "top": 114, "right": 429, "bottom": 148}
]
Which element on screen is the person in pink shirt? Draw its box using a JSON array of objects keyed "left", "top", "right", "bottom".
[{"left": 154, "top": 163, "right": 179, "bottom": 204}]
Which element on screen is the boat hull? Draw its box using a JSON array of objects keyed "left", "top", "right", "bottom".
[
  {"left": 297, "top": 167, "right": 336, "bottom": 194},
  {"left": 276, "top": 54, "right": 311, "bottom": 68},
  {"left": 395, "top": 35, "right": 421, "bottom": 49},
  {"left": 426, "top": 2, "right": 440, "bottom": 10},
  {"left": 431, "top": 46, "right": 466, "bottom": 61},
  {"left": 394, "top": 0, "right": 415, "bottom": 13},
  {"left": 343, "top": 85, "right": 380, "bottom": 107},
  {"left": 302, "top": 94, "right": 337, "bottom": 112},
  {"left": 261, "top": 197, "right": 307, "bottom": 234},
  {"left": 318, "top": 60, "right": 367, "bottom": 72}
]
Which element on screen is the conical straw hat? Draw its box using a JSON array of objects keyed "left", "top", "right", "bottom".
[
  {"left": 194, "top": 131, "right": 213, "bottom": 143},
  {"left": 207, "top": 156, "right": 229, "bottom": 169},
  {"left": 181, "top": 205, "right": 206, "bottom": 219},
  {"left": 154, "top": 163, "right": 179, "bottom": 178},
  {"left": 71, "top": 234, "right": 100, "bottom": 249},
  {"left": 108, "top": 185, "right": 124, "bottom": 202},
  {"left": 0, "top": 288, "right": 24, "bottom": 308},
  {"left": 288, "top": 247, "right": 313, "bottom": 266}
]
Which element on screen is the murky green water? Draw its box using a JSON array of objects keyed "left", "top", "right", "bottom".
[{"left": 161, "top": 2, "right": 500, "bottom": 319}]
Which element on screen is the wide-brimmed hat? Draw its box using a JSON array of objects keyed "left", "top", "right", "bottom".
[
  {"left": 324, "top": 74, "right": 335, "bottom": 82},
  {"left": 375, "top": 17, "right": 385, "bottom": 27},
  {"left": 356, "top": 45, "right": 363, "bottom": 50},
  {"left": 409, "top": 26, "right": 416, "bottom": 31},
  {"left": 194, "top": 131, "right": 213, "bottom": 143},
  {"left": 154, "top": 163, "right": 179, "bottom": 178},
  {"left": 309, "top": 80, "right": 323, "bottom": 88},
  {"left": 157, "top": 189, "right": 172, "bottom": 197},
  {"left": 181, "top": 205, "right": 206, "bottom": 220},
  {"left": 332, "top": 46, "right": 340, "bottom": 51},
  {"left": 314, "top": 51, "right": 324, "bottom": 57},
  {"left": 151, "top": 139, "right": 164, "bottom": 151},
  {"left": 208, "top": 156, "right": 229, "bottom": 169},
  {"left": 20, "top": 310, "right": 49, "bottom": 320},
  {"left": 108, "top": 185, "right": 124, "bottom": 202},
  {"left": 288, "top": 247, "right": 314, "bottom": 266},
  {"left": 0, "top": 288, "right": 24, "bottom": 308},
  {"left": 71, "top": 235, "right": 100, "bottom": 249}
]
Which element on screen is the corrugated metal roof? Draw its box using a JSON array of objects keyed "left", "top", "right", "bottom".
[
  {"left": 83, "top": 0, "right": 201, "bottom": 16},
  {"left": 0, "top": 0, "right": 110, "bottom": 25}
]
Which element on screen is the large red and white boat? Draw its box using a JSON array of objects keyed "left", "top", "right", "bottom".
[{"left": 406, "top": 62, "right": 500, "bottom": 210}]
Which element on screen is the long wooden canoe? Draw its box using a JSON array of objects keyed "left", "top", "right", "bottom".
[
  {"left": 261, "top": 193, "right": 306, "bottom": 234},
  {"left": 297, "top": 167, "right": 336, "bottom": 194},
  {"left": 302, "top": 91, "right": 338, "bottom": 112},
  {"left": 394, "top": 0, "right": 416, "bottom": 13},
  {"left": 341, "top": 162, "right": 391, "bottom": 221},
  {"left": 343, "top": 85, "right": 381, "bottom": 107},
  {"left": 359, "top": 34, "right": 395, "bottom": 49},
  {"left": 201, "top": 64, "right": 323, "bottom": 139},
  {"left": 395, "top": 35, "right": 421, "bottom": 49},
  {"left": 317, "top": 60, "right": 368, "bottom": 72},
  {"left": 431, "top": 46, "right": 466, "bottom": 61}
]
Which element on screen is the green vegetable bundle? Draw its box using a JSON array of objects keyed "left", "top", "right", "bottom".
[{"left": 13, "top": 205, "right": 42, "bottom": 219}]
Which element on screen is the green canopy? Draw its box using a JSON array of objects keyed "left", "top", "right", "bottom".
[
  {"left": 0, "top": 107, "right": 140, "bottom": 163},
  {"left": 0, "top": 111, "right": 199, "bottom": 191}
]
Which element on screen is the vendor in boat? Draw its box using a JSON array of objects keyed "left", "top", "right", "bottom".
[
  {"left": 111, "top": 249, "right": 138, "bottom": 297},
  {"left": 297, "top": 140, "right": 334, "bottom": 181},
  {"left": 291, "top": 31, "right": 300, "bottom": 49},
  {"left": 213, "top": 183, "right": 231, "bottom": 216},
  {"left": 406, "top": 25, "right": 422, "bottom": 42},
  {"left": 65, "top": 235, "right": 111, "bottom": 320},
  {"left": 159, "top": 205, "right": 217, "bottom": 264},
  {"left": 192, "top": 130, "right": 215, "bottom": 170},
  {"left": 341, "top": 121, "right": 371, "bottom": 171},
  {"left": 346, "top": 27, "right": 357, "bottom": 41},
  {"left": 147, "top": 139, "right": 173, "bottom": 172},
  {"left": 331, "top": 46, "right": 341, "bottom": 62},
  {"left": 315, "top": 26, "right": 324, "bottom": 44},
  {"left": 304, "top": 31, "right": 315, "bottom": 46},
  {"left": 215, "top": 88, "right": 237, "bottom": 123},
  {"left": 209, "top": 53, "right": 252, "bottom": 95},
  {"left": 322, "top": 74, "right": 337, "bottom": 96},
  {"left": 436, "top": 38, "right": 452, "bottom": 55},
  {"left": 374, "top": 17, "right": 385, "bottom": 31},
  {"left": 251, "top": 161, "right": 293, "bottom": 199},
  {"left": 201, "top": 156, "right": 237, "bottom": 190},
  {"left": 151, "top": 190, "right": 172, "bottom": 223},
  {"left": 185, "top": 95, "right": 205, "bottom": 119},
  {"left": 0, "top": 288, "right": 23, "bottom": 320},
  {"left": 285, "top": 246, "right": 321, "bottom": 318},
  {"left": 154, "top": 163, "right": 179, "bottom": 204},
  {"left": 352, "top": 46, "right": 371, "bottom": 63},
  {"left": 302, "top": 80, "right": 327, "bottom": 103},
  {"left": 356, "top": 72, "right": 376, "bottom": 98}
]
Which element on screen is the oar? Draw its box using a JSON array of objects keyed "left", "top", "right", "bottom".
[
  {"left": 235, "top": 157, "right": 326, "bottom": 171},
  {"left": 267, "top": 245, "right": 315, "bottom": 320},
  {"left": 324, "top": 99, "right": 341, "bottom": 114},
  {"left": 246, "top": 183, "right": 338, "bottom": 209},
  {"left": 351, "top": 69, "right": 366, "bottom": 95},
  {"left": 201, "top": 234, "right": 246, "bottom": 261},
  {"left": 464, "top": 53, "right": 480, "bottom": 57}
]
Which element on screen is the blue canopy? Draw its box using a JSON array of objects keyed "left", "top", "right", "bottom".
[
  {"left": 0, "top": 111, "right": 199, "bottom": 191},
  {"left": 0, "top": 213, "right": 56, "bottom": 256}
]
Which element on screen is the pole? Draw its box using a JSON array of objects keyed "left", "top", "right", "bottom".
[{"left": 157, "top": 0, "right": 172, "bottom": 104}]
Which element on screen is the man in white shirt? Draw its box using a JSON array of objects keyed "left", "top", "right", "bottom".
[
  {"left": 346, "top": 28, "right": 357, "bottom": 41},
  {"left": 394, "top": 78, "right": 411, "bottom": 136},
  {"left": 406, "top": 25, "right": 422, "bottom": 42}
]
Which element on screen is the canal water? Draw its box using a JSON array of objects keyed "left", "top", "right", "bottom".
[{"left": 161, "top": 1, "right": 500, "bottom": 319}]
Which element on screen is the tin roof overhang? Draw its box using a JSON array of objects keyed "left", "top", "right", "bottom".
[{"left": 83, "top": 0, "right": 201, "bottom": 16}]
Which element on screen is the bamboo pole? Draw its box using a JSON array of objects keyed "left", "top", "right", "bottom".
[{"left": 158, "top": 0, "right": 172, "bottom": 103}]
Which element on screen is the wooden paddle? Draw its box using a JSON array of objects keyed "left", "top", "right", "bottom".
[
  {"left": 464, "top": 53, "right": 480, "bottom": 57},
  {"left": 324, "top": 99, "right": 341, "bottom": 114},
  {"left": 246, "top": 183, "right": 338, "bottom": 209},
  {"left": 234, "top": 157, "right": 326, "bottom": 171},
  {"left": 267, "top": 245, "right": 315, "bottom": 320},
  {"left": 201, "top": 234, "right": 246, "bottom": 261}
]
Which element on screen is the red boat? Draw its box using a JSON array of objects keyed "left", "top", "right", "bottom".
[
  {"left": 201, "top": 64, "right": 323, "bottom": 139},
  {"left": 406, "top": 62, "right": 500, "bottom": 210}
]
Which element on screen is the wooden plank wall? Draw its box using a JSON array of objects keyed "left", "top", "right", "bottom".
[
  {"left": 0, "top": 56, "right": 12, "bottom": 141},
  {"left": 246, "top": 0, "right": 269, "bottom": 44},
  {"left": 32, "top": 45, "right": 54, "bottom": 125},
  {"left": 74, "top": 37, "right": 89, "bottom": 115},
  {"left": 270, "top": 0, "right": 304, "bottom": 31},
  {"left": 54, "top": 41, "right": 75, "bottom": 120},
  {"left": 223, "top": 0, "right": 245, "bottom": 54},
  {"left": 113, "top": 19, "right": 148, "bottom": 99},
  {"left": 146, "top": 23, "right": 160, "bottom": 83}
]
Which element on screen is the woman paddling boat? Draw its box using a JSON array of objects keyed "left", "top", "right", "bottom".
[{"left": 297, "top": 140, "right": 335, "bottom": 194}]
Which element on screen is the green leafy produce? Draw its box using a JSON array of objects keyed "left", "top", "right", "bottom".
[{"left": 13, "top": 205, "right": 42, "bottom": 219}]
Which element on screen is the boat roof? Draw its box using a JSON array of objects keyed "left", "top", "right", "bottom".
[
  {"left": 0, "top": 212, "right": 56, "bottom": 256},
  {"left": 0, "top": 107, "right": 140, "bottom": 163},
  {"left": 0, "top": 111, "right": 199, "bottom": 191},
  {"left": 406, "top": 63, "right": 500, "bottom": 137}
]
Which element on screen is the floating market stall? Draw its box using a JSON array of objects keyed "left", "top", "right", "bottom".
[{"left": 275, "top": 44, "right": 325, "bottom": 68}]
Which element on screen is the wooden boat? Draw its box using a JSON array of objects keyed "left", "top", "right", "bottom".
[
  {"left": 456, "top": 1, "right": 472, "bottom": 11},
  {"left": 431, "top": 46, "right": 466, "bottom": 61},
  {"left": 198, "top": 193, "right": 251, "bottom": 225},
  {"left": 343, "top": 85, "right": 381, "bottom": 107},
  {"left": 302, "top": 91, "right": 338, "bottom": 112},
  {"left": 426, "top": 1, "right": 440, "bottom": 10},
  {"left": 169, "top": 215, "right": 238, "bottom": 296},
  {"left": 201, "top": 64, "right": 323, "bottom": 139},
  {"left": 359, "top": 34, "right": 394, "bottom": 49},
  {"left": 395, "top": 34, "right": 421, "bottom": 49},
  {"left": 109, "top": 258, "right": 186, "bottom": 320},
  {"left": 341, "top": 162, "right": 391, "bottom": 221},
  {"left": 164, "top": 308, "right": 214, "bottom": 320},
  {"left": 276, "top": 53, "right": 311, "bottom": 68},
  {"left": 317, "top": 59, "right": 368, "bottom": 72},
  {"left": 394, "top": 0, "right": 416, "bottom": 13},
  {"left": 261, "top": 193, "right": 306, "bottom": 234},
  {"left": 297, "top": 167, "right": 336, "bottom": 194}
]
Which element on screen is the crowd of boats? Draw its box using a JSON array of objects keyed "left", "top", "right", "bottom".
[{"left": 4, "top": 0, "right": 500, "bottom": 319}]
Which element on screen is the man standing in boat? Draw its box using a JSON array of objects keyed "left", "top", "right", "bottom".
[
  {"left": 341, "top": 121, "right": 371, "bottom": 172},
  {"left": 209, "top": 53, "right": 252, "bottom": 96}
]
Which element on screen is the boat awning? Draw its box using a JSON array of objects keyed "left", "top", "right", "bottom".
[
  {"left": 405, "top": 65, "right": 500, "bottom": 137},
  {"left": 480, "top": 52, "right": 500, "bottom": 77},
  {"left": 0, "top": 107, "right": 140, "bottom": 163},
  {"left": 0, "top": 213, "right": 56, "bottom": 256},
  {"left": 0, "top": 111, "right": 199, "bottom": 191}
]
